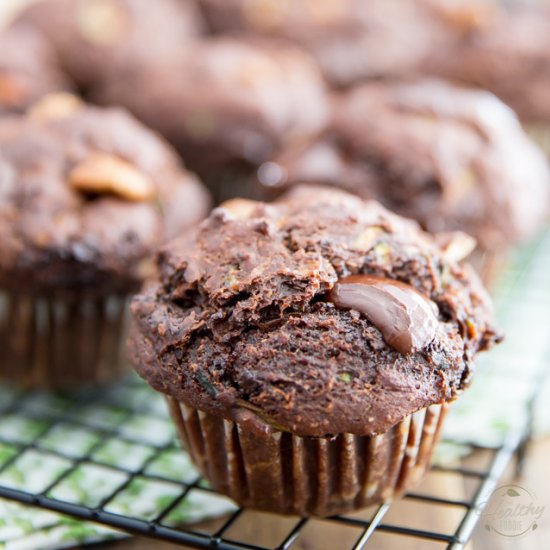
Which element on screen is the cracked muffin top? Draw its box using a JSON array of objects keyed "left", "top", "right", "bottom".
[
  {"left": 0, "top": 25, "right": 71, "bottom": 115},
  {"left": 0, "top": 94, "right": 210, "bottom": 294},
  {"left": 130, "top": 186, "right": 501, "bottom": 437},
  {"left": 258, "top": 79, "right": 550, "bottom": 249}
]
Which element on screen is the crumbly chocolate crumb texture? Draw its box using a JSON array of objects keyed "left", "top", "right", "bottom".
[{"left": 131, "top": 187, "right": 501, "bottom": 437}]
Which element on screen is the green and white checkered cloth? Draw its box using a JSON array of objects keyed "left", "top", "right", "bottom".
[
  {"left": 0, "top": 382, "right": 237, "bottom": 549},
  {"left": 441, "top": 231, "right": 550, "bottom": 452}
]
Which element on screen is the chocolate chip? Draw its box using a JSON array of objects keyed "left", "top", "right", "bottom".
[{"left": 328, "top": 274, "right": 439, "bottom": 355}]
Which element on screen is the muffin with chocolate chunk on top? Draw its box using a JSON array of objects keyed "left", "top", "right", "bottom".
[
  {"left": 257, "top": 79, "right": 550, "bottom": 283},
  {"left": 0, "top": 93, "right": 210, "bottom": 389},
  {"left": 130, "top": 186, "right": 501, "bottom": 516},
  {"left": 94, "top": 36, "right": 329, "bottom": 201}
]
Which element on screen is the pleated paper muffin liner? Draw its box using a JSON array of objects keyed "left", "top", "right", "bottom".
[
  {"left": 0, "top": 290, "right": 130, "bottom": 390},
  {"left": 166, "top": 397, "right": 448, "bottom": 517}
]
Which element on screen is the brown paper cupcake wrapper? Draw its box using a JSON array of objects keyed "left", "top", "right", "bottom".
[
  {"left": 0, "top": 290, "right": 130, "bottom": 390},
  {"left": 166, "top": 398, "right": 448, "bottom": 517}
]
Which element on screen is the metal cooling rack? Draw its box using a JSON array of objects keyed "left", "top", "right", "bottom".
[
  {"left": 0, "top": 233, "right": 548, "bottom": 549},
  {"left": 0, "top": 374, "right": 532, "bottom": 550}
]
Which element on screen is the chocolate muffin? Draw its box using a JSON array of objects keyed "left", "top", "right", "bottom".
[
  {"left": 425, "top": 2, "right": 550, "bottom": 122},
  {"left": 197, "top": 0, "right": 448, "bottom": 88},
  {"left": 95, "top": 36, "right": 329, "bottom": 200},
  {"left": 423, "top": 2, "right": 550, "bottom": 153},
  {"left": 257, "top": 79, "right": 550, "bottom": 280},
  {"left": 12, "top": 0, "right": 205, "bottom": 92},
  {"left": 0, "top": 25, "right": 71, "bottom": 115},
  {"left": 0, "top": 93, "right": 210, "bottom": 389},
  {"left": 130, "top": 187, "right": 501, "bottom": 516}
]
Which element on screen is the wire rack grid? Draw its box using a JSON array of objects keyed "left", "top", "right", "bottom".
[
  {"left": 0, "top": 233, "right": 548, "bottom": 549},
  {"left": 0, "top": 375, "right": 530, "bottom": 550}
]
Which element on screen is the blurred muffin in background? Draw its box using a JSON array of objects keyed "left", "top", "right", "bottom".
[
  {"left": 256, "top": 80, "right": 550, "bottom": 282},
  {"left": 0, "top": 25, "right": 71, "bottom": 115},
  {"left": 11, "top": 0, "right": 205, "bottom": 92},
  {"left": 0, "top": 93, "right": 211, "bottom": 390},
  {"left": 95, "top": 37, "right": 329, "bottom": 201},
  {"left": 197, "top": 0, "right": 447, "bottom": 88},
  {"left": 423, "top": 1, "right": 550, "bottom": 153}
]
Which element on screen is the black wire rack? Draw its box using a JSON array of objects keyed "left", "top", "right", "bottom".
[
  {"left": 0, "top": 373, "right": 534, "bottom": 550},
  {"left": 0, "top": 234, "right": 548, "bottom": 549}
]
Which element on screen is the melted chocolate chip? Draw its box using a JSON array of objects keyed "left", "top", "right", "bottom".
[{"left": 328, "top": 275, "right": 438, "bottom": 354}]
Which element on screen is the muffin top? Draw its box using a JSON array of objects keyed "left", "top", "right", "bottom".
[
  {"left": 12, "top": 0, "right": 205, "bottom": 90},
  {"left": 95, "top": 37, "right": 329, "bottom": 175},
  {"left": 0, "top": 94, "right": 210, "bottom": 294},
  {"left": 130, "top": 187, "right": 500, "bottom": 437},
  {"left": 0, "top": 26, "right": 71, "bottom": 115},
  {"left": 198, "top": 0, "right": 447, "bottom": 88},
  {"left": 425, "top": 2, "right": 550, "bottom": 123},
  {"left": 259, "top": 79, "right": 550, "bottom": 249}
]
